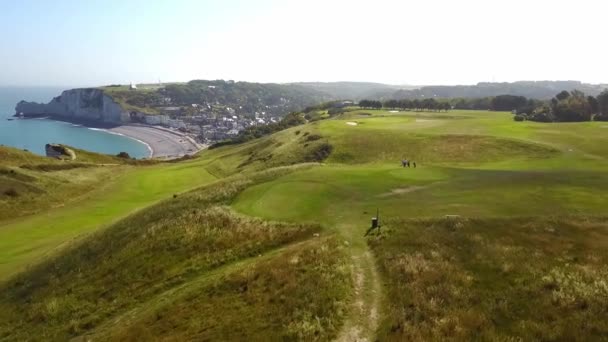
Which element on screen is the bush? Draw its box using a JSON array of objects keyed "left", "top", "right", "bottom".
[
  {"left": 3, "top": 188, "right": 19, "bottom": 197},
  {"left": 305, "top": 143, "right": 333, "bottom": 162},
  {"left": 528, "top": 112, "right": 554, "bottom": 123},
  {"left": 304, "top": 134, "right": 322, "bottom": 142},
  {"left": 514, "top": 114, "right": 526, "bottom": 122},
  {"left": 117, "top": 152, "right": 131, "bottom": 159},
  {"left": 594, "top": 114, "right": 608, "bottom": 122},
  {"left": 327, "top": 107, "right": 345, "bottom": 116}
]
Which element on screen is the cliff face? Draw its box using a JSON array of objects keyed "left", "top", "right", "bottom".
[{"left": 15, "top": 88, "right": 131, "bottom": 124}]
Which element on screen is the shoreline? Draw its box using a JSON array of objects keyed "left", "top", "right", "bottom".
[
  {"left": 88, "top": 127, "right": 154, "bottom": 158},
  {"left": 12, "top": 116, "right": 205, "bottom": 159},
  {"left": 105, "top": 124, "right": 206, "bottom": 159}
]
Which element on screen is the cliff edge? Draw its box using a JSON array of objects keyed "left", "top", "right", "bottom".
[{"left": 15, "top": 88, "right": 130, "bottom": 124}]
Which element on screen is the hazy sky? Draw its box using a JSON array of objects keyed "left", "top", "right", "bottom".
[{"left": 1, "top": 0, "right": 606, "bottom": 86}]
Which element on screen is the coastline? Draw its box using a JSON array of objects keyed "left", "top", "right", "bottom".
[
  {"left": 88, "top": 127, "right": 154, "bottom": 158},
  {"left": 11, "top": 117, "right": 205, "bottom": 159},
  {"left": 104, "top": 124, "right": 206, "bottom": 159}
]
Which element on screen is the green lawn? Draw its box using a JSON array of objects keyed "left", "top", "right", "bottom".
[
  {"left": 231, "top": 110, "right": 608, "bottom": 235},
  {"left": 0, "top": 159, "right": 216, "bottom": 281}
]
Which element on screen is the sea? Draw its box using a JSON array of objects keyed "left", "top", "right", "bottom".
[{"left": 0, "top": 86, "right": 150, "bottom": 158}]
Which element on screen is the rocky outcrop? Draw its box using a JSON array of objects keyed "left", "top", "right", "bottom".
[
  {"left": 15, "top": 88, "right": 131, "bottom": 124},
  {"left": 45, "top": 144, "right": 76, "bottom": 160}
]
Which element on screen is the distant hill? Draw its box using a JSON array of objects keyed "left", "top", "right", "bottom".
[
  {"left": 391, "top": 81, "right": 607, "bottom": 100},
  {"left": 102, "top": 80, "right": 333, "bottom": 117},
  {"left": 291, "top": 82, "right": 411, "bottom": 100},
  {"left": 295, "top": 81, "right": 607, "bottom": 100}
]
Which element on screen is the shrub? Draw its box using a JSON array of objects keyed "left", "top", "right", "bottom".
[
  {"left": 305, "top": 143, "right": 333, "bottom": 162},
  {"left": 528, "top": 112, "right": 554, "bottom": 123},
  {"left": 514, "top": 114, "right": 526, "bottom": 122},
  {"left": 594, "top": 114, "right": 608, "bottom": 122},
  {"left": 117, "top": 152, "right": 131, "bottom": 159},
  {"left": 304, "top": 134, "right": 322, "bottom": 142},
  {"left": 3, "top": 188, "right": 19, "bottom": 197},
  {"left": 327, "top": 107, "right": 344, "bottom": 115}
]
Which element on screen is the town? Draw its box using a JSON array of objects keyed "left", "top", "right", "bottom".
[
  {"left": 112, "top": 81, "right": 326, "bottom": 145},
  {"left": 130, "top": 102, "right": 282, "bottom": 145}
]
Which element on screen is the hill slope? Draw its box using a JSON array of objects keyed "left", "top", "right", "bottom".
[
  {"left": 3, "top": 107, "right": 608, "bottom": 340},
  {"left": 0, "top": 146, "right": 141, "bottom": 222},
  {"left": 295, "top": 80, "right": 607, "bottom": 100},
  {"left": 0, "top": 166, "right": 351, "bottom": 341},
  {"left": 103, "top": 80, "right": 333, "bottom": 117}
]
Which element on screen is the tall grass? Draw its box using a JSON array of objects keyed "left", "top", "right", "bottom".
[
  {"left": 107, "top": 237, "right": 352, "bottom": 341},
  {"left": 0, "top": 165, "right": 322, "bottom": 341},
  {"left": 369, "top": 217, "right": 608, "bottom": 341}
]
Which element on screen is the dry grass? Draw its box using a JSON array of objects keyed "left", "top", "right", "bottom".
[
  {"left": 0, "top": 166, "right": 322, "bottom": 341},
  {"left": 368, "top": 216, "right": 608, "bottom": 341},
  {"left": 108, "top": 236, "right": 351, "bottom": 341}
]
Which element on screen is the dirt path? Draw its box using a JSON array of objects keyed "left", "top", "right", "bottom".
[{"left": 335, "top": 224, "right": 383, "bottom": 342}]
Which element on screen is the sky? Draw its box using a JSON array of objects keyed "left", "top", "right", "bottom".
[{"left": 1, "top": 0, "right": 607, "bottom": 87}]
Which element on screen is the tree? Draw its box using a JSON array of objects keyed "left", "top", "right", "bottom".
[
  {"left": 491, "top": 95, "right": 528, "bottom": 112},
  {"left": 595, "top": 90, "right": 608, "bottom": 121},
  {"left": 412, "top": 99, "right": 421, "bottom": 111},
  {"left": 552, "top": 90, "right": 592, "bottom": 122},
  {"left": 598, "top": 90, "right": 608, "bottom": 115},
  {"left": 588, "top": 96, "right": 599, "bottom": 114},
  {"left": 556, "top": 90, "right": 571, "bottom": 101},
  {"left": 383, "top": 99, "right": 399, "bottom": 109},
  {"left": 359, "top": 100, "right": 371, "bottom": 109},
  {"left": 398, "top": 99, "right": 412, "bottom": 110}
]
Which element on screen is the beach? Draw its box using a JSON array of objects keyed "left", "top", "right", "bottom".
[{"left": 108, "top": 125, "right": 205, "bottom": 159}]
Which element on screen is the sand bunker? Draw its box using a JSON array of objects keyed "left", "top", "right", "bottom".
[
  {"left": 389, "top": 110, "right": 399, "bottom": 113},
  {"left": 415, "top": 119, "right": 431, "bottom": 122},
  {"left": 377, "top": 186, "right": 427, "bottom": 198},
  {"left": 346, "top": 122, "right": 358, "bottom": 126}
]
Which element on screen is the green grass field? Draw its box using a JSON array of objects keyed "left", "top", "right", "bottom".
[
  {"left": 2, "top": 108, "right": 608, "bottom": 340},
  {"left": 0, "top": 154, "right": 216, "bottom": 280},
  {"left": 227, "top": 109, "right": 608, "bottom": 340}
]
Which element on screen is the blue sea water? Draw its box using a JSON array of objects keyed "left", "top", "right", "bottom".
[{"left": 0, "top": 87, "right": 149, "bottom": 158}]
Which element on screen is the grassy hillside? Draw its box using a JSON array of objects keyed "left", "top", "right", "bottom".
[
  {"left": 4, "top": 107, "right": 608, "bottom": 340},
  {"left": 101, "top": 80, "right": 332, "bottom": 117},
  {"left": 225, "top": 108, "right": 608, "bottom": 340},
  {"left": 0, "top": 166, "right": 350, "bottom": 341},
  {"left": 0, "top": 146, "right": 135, "bottom": 222},
  {"left": 0, "top": 146, "right": 219, "bottom": 281},
  {"left": 369, "top": 217, "right": 608, "bottom": 340},
  {"left": 97, "top": 236, "right": 350, "bottom": 341}
]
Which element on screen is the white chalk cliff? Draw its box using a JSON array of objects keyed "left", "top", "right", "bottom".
[{"left": 15, "top": 88, "right": 130, "bottom": 124}]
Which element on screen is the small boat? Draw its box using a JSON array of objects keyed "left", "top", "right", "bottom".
[{"left": 7, "top": 118, "right": 14, "bottom": 121}]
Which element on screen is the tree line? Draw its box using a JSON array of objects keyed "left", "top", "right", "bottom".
[
  {"left": 359, "top": 99, "right": 451, "bottom": 111},
  {"left": 515, "top": 90, "right": 608, "bottom": 122},
  {"left": 362, "top": 89, "right": 608, "bottom": 123}
]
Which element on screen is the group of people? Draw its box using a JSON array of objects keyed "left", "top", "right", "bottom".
[{"left": 401, "top": 159, "right": 416, "bottom": 168}]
